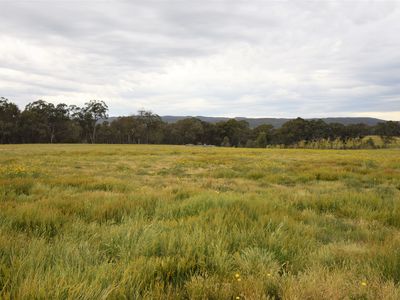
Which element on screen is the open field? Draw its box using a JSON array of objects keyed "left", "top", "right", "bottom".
[{"left": 1, "top": 145, "right": 400, "bottom": 299}]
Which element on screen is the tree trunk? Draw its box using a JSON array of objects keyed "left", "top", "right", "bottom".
[
  {"left": 50, "top": 127, "right": 55, "bottom": 143},
  {"left": 92, "top": 124, "right": 96, "bottom": 144}
]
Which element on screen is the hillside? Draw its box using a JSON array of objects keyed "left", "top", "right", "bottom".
[{"left": 105, "top": 116, "right": 386, "bottom": 128}]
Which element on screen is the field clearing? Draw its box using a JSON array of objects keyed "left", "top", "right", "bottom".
[{"left": 1, "top": 145, "right": 400, "bottom": 299}]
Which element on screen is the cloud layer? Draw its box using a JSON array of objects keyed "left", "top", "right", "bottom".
[{"left": 1, "top": 0, "right": 399, "bottom": 119}]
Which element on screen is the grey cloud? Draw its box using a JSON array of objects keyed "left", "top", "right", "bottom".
[{"left": 0, "top": 0, "right": 399, "bottom": 119}]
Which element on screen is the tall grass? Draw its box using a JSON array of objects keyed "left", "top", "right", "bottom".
[{"left": 0, "top": 144, "right": 399, "bottom": 299}]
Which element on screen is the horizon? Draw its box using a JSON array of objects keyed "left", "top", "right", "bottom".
[
  {"left": 108, "top": 113, "right": 396, "bottom": 122},
  {"left": 146, "top": 115, "right": 394, "bottom": 121},
  {"left": 4, "top": 97, "right": 399, "bottom": 121}
]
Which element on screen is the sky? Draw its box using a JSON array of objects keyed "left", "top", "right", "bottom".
[{"left": 0, "top": 0, "right": 399, "bottom": 120}]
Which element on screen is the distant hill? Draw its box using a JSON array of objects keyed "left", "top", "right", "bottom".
[
  {"left": 161, "top": 116, "right": 385, "bottom": 128},
  {"left": 103, "top": 116, "right": 386, "bottom": 128}
]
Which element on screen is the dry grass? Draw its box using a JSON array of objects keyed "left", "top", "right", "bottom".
[{"left": 0, "top": 144, "right": 399, "bottom": 299}]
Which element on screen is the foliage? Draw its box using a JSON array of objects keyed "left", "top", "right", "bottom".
[
  {"left": 375, "top": 121, "right": 400, "bottom": 146},
  {"left": 0, "top": 97, "right": 20, "bottom": 144},
  {"left": 1, "top": 98, "right": 400, "bottom": 148},
  {"left": 71, "top": 100, "right": 109, "bottom": 143}
]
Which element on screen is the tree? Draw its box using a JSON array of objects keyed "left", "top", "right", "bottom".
[
  {"left": 345, "top": 123, "right": 370, "bottom": 140},
  {"left": 71, "top": 100, "right": 108, "bottom": 143},
  {"left": 277, "top": 118, "right": 309, "bottom": 145},
  {"left": 255, "top": 132, "right": 268, "bottom": 148},
  {"left": 48, "top": 103, "right": 71, "bottom": 143},
  {"left": 217, "top": 119, "right": 250, "bottom": 147},
  {"left": 202, "top": 122, "right": 222, "bottom": 145},
  {"left": 20, "top": 100, "right": 55, "bottom": 143},
  {"left": 245, "top": 139, "right": 256, "bottom": 148},
  {"left": 173, "top": 118, "right": 204, "bottom": 144},
  {"left": 19, "top": 100, "right": 75, "bottom": 143},
  {"left": 252, "top": 124, "right": 273, "bottom": 147},
  {"left": 96, "top": 121, "right": 119, "bottom": 144},
  {"left": 103, "top": 116, "right": 146, "bottom": 144},
  {"left": 0, "top": 97, "right": 388, "bottom": 148},
  {"left": 136, "top": 110, "right": 163, "bottom": 144},
  {"left": 221, "top": 136, "right": 230, "bottom": 147},
  {"left": 308, "top": 119, "right": 330, "bottom": 141},
  {"left": 0, "top": 97, "right": 20, "bottom": 143},
  {"left": 328, "top": 123, "right": 346, "bottom": 141},
  {"left": 111, "top": 116, "right": 138, "bottom": 144},
  {"left": 375, "top": 121, "right": 400, "bottom": 146}
]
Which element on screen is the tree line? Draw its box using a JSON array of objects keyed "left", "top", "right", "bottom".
[{"left": 1, "top": 97, "right": 399, "bottom": 148}]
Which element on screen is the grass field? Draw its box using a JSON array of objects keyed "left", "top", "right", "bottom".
[{"left": 1, "top": 145, "right": 400, "bottom": 299}]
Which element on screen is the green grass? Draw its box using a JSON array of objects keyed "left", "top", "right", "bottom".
[{"left": 0, "top": 144, "right": 400, "bottom": 299}]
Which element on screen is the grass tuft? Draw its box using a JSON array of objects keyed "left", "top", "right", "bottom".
[{"left": 0, "top": 144, "right": 399, "bottom": 298}]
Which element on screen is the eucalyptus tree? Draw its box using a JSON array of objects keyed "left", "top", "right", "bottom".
[
  {"left": 71, "top": 100, "right": 108, "bottom": 143},
  {"left": 19, "top": 100, "right": 54, "bottom": 143},
  {"left": 136, "top": 110, "right": 163, "bottom": 144},
  {"left": 0, "top": 97, "right": 20, "bottom": 143},
  {"left": 375, "top": 121, "right": 400, "bottom": 146},
  {"left": 217, "top": 119, "right": 250, "bottom": 147}
]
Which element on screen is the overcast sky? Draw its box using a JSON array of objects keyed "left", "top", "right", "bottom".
[{"left": 0, "top": 0, "right": 399, "bottom": 119}]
